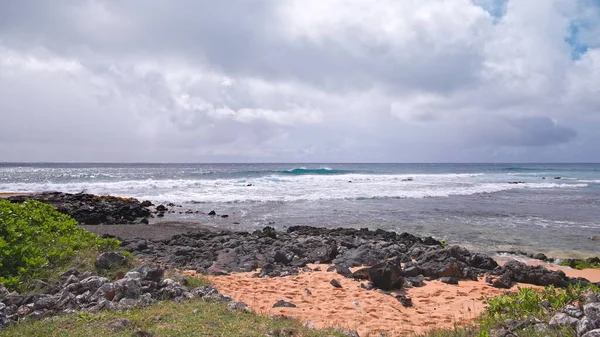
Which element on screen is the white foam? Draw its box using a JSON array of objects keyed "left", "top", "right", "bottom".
[{"left": 0, "top": 173, "right": 588, "bottom": 204}]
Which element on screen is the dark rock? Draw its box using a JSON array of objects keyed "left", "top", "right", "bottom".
[
  {"left": 330, "top": 279, "right": 343, "bottom": 288},
  {"left": 274, "top": 251, "right": 292, "bottom": 264},
  {"left": 491, "top": 260, "right": 569, "bottom": 287},
  {"left": 367, "top": 261, "right": 404, "bottom": 290},
  {"left": 95, "top": 252, "right": 129, "bottom": 270},
  {"left": 7, "top": 192, "right": 151, "bottom": 225},
  {"left": 405, "top": 275, "right": 426, "bottom": 287},
  {"left": 533, "top": 253, "right": 548, "bottom": 261},
  {"left": 351, "top": 268, "right": 370, "bottom": 280},
  {"left": 395, "top": 294, "right": 413, "bottom": 307},
  {"left": 0, "top": 303, "right": 8, "bottom": 328},
  {"left": 486, "top": 273, "right": 513, "bottom": 289},
  {"left": 335, "top": 265, "right": 352, "bottom": 277},
  {"left": 155, "top": 205, "right": 167, "bottom": 212},
  {"left": 221, "top": 214, "right": 229, "bottom": 218},
  {"left": 273, "top": 300, "right": 296, "bottom": 308},
  {"left": 439, "top": 277, "right": 459, "bottom": 285},
  {"left": 360, "top": 282, "right": 374, "bottom": 290},
  {"left": 3, "top": 292, "right": 24, "bottom": 307},
  {"left": 208, "top": 210, "right": 216, "bottom": 216}
]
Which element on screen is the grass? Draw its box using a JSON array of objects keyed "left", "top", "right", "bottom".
[{"left": 3, "top": 297, "right": 347, "bottom": 337}]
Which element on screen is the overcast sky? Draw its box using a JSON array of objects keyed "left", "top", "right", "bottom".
[{"left": 1, "top": 0, "right": 599, "bottom": 163}]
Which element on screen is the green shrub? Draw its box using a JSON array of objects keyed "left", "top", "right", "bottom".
[{"left": 0, "top": 199, "right": 119, "bottom": 290}]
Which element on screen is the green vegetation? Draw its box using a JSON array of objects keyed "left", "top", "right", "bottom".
[
  {"left": 3, "top": 297, "right": 347, "bottom": 337},
  {"left": 558, "top": 258, "right": 600, "bottom": 270},
  {"left": 0, "top": 199, "right": 120, "bottom": 291}
]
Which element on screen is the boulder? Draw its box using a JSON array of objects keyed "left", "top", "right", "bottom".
[{"left": 366, "top": 261, "right": 404, "bottom": 290}]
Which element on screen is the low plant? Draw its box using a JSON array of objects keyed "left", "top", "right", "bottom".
[
  {"left": 0, "top": 199, "right": 120, "bottom": 291},
  {"left": 558, "top": 259, "right": 600, "bottom": 270}
]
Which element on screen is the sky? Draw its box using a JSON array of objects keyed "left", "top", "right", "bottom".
[{"left": 1, "top": 0, "right": 600, "bottom": 163}]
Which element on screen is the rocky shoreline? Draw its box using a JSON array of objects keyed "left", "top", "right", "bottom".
[{"left": 3, "top": 192, "right": 600, "bottom": 336}]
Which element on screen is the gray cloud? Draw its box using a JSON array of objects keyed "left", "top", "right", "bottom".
[{"left": 0, "top": 0, "right": 599, "bottom": 162}]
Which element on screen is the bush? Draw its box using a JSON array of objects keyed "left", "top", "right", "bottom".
[{"left": 0, "top": 199, "right": 119, "bottom": 290}]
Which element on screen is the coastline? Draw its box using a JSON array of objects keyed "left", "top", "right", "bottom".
[{"left": 3, "top": 191, "right": 600, "bottom": 336}]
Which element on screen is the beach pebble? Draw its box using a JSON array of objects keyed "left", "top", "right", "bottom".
[
  {"left": 330, "top": 279, "right": 343, "bottom": 288},
  {"left": 272, "top": 300, "right": 296, "bottom": 308}
]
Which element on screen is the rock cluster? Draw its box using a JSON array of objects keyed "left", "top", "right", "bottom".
[
  {"left": 0, "top": 263, "right": 234, "bottom": 329},
  {"left": 7, "top": 192, "right": 152, "bottom": 225},
  {"left": 486, "top": 260, "right": 592, "bottom": 289},
  {"left": 119, "top": 225, "right": 597, "bottom": 292},
  {"left": 120, "top": 226, "right": 502, "bottom": 287}
]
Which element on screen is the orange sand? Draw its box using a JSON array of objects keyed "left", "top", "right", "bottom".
[
  {"left": 184, "top": 265, "right": 521, "bottom": 336},
  {"left": 185, "top": 261, "right": 600, "bottom": 336}
]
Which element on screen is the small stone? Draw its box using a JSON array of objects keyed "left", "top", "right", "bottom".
[
  {"left": 273, "top": 300, "right": 296, "bottom": 308},
  {"left": 360, "top": 282, "right": 374, "bottom": 290},
  {"left": 564, "top": 304, "right": 584, "bottom": 318},
  {"left": 208, "top": 210, "right": 216, "bottom": 216},
  {"left": 205, "top": 321, "right": 220, "bottom": 327},
  {"left": 304, "top": 288, "right": 312, "bottom": 296},
  {"left": 106, "top": 318, "right": 132, "bottom": 332},
  {"left": 439, "top": 277, "right": 459, "bottom": 285},
  {"left": 335, "top": 265, "right": 352, "bottom": 277},
  {"left": 227, "top": 301, "right": 251, "bottom": 313},
  {"left": 132, "top": 330, "right": 156, "bottom": 337},
  {"left": 395, "top": 294, "right": 413, "bottom": 307},
  {"left": 330, "top": 279, "right": 343, "bottom": 288},
  {"left": 549, "top": 312, "right": 579, "bottom": 328}
]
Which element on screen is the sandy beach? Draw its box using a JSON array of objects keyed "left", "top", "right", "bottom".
[{"left": 183, "top": 261, "right": 600, "bottom": 337}]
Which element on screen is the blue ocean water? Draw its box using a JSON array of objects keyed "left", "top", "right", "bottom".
[{"left": 1, "top": 163, "right": 599, "bottom": 256}]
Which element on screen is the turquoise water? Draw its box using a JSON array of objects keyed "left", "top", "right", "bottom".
[{"left": 1, "top": 163, "right": 599, "bottom": 255}]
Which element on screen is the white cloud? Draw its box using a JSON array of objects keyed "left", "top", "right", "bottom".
[{"left": 0, "top": 0, "right": 599, "bottom": 162}]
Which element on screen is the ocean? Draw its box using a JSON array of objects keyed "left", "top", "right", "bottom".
[{"left": 1, "top": 163, "right": 599, "bottom": 257}]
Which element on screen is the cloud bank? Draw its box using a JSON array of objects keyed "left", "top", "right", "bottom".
[{"left": 1, "top": 0, "right": 599, "bottom": 162}]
